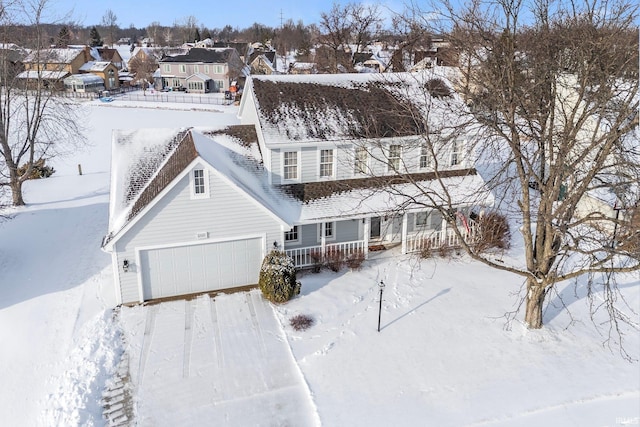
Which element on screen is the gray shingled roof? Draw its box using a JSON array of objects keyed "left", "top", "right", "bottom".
[{"left": 160, "top": 48, "right": 234, "bottom": 63}]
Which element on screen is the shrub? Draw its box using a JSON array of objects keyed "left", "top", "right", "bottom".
[
  {"left": 346, "top": 249, "right": 365, "bottom": 270},
  {"left": 438, "top": 244, "right": 453, "bottom": 258},
  {"left": 475, "top": 212, "right": 511, "bottom": 252},
  {"left": 419, "top": 240, "right": 433, "bottom": 259},
  {"left": 289, "top": 314, "right": 314, "bottom": 331},
  {"left": 324, "top": 247, "right": 344, "bottom": 272},
  {"left": 310, "top": 249, "right": 323, "bottom": 273},
  {"left": 17, "top": 159, "right": 55, "bottom": 179},
  {"left": 259, "top": 251, "right": 300, "bottom": 303}
]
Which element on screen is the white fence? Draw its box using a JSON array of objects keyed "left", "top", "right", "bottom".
[
  {"left": 405, "top": 222, "right": 479, "bottom": 254},
  {"left": 286, "top": 240, "right": 366, "bottom": 268}
]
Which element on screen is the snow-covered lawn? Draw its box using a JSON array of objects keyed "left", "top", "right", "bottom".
[{"left": 0, "top": 98, "right": 637, "bottom": 426}]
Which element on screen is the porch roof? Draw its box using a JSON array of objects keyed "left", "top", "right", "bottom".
[{"left": 295, "top": 171, "right": 494, "bottom": 222}]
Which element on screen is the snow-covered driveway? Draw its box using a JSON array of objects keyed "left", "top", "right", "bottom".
[{"left": 119, "top": 290, "right": 319, "bottom": 426}]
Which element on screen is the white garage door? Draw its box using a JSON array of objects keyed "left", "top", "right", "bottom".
[{"left": 139, "top": 237, "right": 263, "bottom": 300}]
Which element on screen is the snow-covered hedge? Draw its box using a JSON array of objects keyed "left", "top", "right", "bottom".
[{"left": 259, "top": 251, "right": 301, "bottom": 303}]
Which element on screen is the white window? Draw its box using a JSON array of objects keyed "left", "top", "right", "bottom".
[
  {"left": 214, "top": 65, "right": 224, "bottom": 74},
  {"left": 319, "top": 149, "right": 334, "bottom": 178},
  {"left": 317, "top": 222, "right": 335, "bottom": 241},
  {"left": 162, "top": 64, "right": 171, "bottom": 72},
  {"left": 450, "top": 140, "right": 460, "bottom": 166},
  {"left": 193, "top": 65, "right": 199, "bottom": 73},
  {"left": 204, "top": 65, "right": 210, "bottom": 74},
  {"left": 420, "top": 145, "right": 431, "bottom": 169},
  {"left": 388, "top": 145, "right": 402, "bottom": 171},
  {"left": 354, "top": 146, "right": 367, "bottom": 174},
  {"left": 179, "top": 64, "right": 186, "bottom": 73},
  {"left": 283, "top": 151, "right": 299, "bottom": 180},
  {"left": 191, "top": 168, "right": 209, "bottom": 198},
  {"left": 415, "top": 211, "right": 430, "bottom": 227},
  {"left": 285, "top": 226, "right": 299, "bottom": 243}
]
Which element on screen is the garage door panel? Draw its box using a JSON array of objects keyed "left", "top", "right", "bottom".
[{"left": 140, "top": 237, "right": 263, "bottom": 301}]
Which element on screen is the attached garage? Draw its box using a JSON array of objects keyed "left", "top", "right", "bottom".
[{"left": 139, "top": 237, "right": 264, "bottom": 300}]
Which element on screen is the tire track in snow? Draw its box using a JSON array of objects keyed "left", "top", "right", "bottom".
[
  {"left": 183, "top": 299, "right": 195, "bottom": 378},
  {"left": 137, "top": 305, "right": 158, "bottom": 386}
]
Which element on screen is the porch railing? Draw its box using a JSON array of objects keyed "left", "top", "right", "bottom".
[
  {"left": 405, "top": 221, "right": 479, "bottom": 254},
  {"left": 285, "top": 240, "right": 366, "bottom": 268}
]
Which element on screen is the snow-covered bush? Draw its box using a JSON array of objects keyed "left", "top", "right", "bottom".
[{"left": 259, "top": 251, "right": 300, "bottom": 303}]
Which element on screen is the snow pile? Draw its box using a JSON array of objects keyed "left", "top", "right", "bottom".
[{"left": 41, "top": 310, "right": 123, "bottom": 426}]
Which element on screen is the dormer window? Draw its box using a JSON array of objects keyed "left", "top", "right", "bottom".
[
  {"left": 319, "top": 149, "right": 334, "bottom": 178},
  {"left": 283, "top": 151, "right": 299, "bottom": 181}
]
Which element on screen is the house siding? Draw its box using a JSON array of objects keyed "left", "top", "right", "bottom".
[
  {"left": 113, "top": 162, "right": 282, "bottom": 304},
  {"left": 284, "top": 219, "right": 361, "bottom": 250}
]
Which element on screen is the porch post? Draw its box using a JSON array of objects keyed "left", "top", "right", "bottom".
[
  {"left": 321, "top": 222, "right": 327, "bottom": 256},
  {"left": 401, "top": 212, "right": 408, "bottom": 254},
  {"left": 441, "top": 214, "right": 448, "bottom": 246},
  {"left": 363, "top": 217, "right": 370, "bottom": 259}
]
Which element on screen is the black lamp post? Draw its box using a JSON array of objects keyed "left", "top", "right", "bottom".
[
  {"left": 377, "top": 280, "right": 385, "bottom": 332},
  {"left": 611, "top": 203, "right": 621, "bottom": 249}
]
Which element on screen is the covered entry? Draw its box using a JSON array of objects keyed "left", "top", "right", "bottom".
[{"left": 139, "top": 237, "right": 263, "bottom": 300}]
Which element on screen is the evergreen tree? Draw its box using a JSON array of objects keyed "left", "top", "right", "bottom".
[
  {"left": 194, "top": 28, "right": 201, "bottom": 43},
  {"left": 56, "top": 25, "right": 70, "bottom": 47},
  {"left": 89, "top": 26, "right": 103, "bottom": 47}
]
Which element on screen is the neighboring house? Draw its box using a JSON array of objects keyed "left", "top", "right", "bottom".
[
  {"left": 79, "top": 61, "right": 120, "bottom": 90},
  {"left": 0, "top": 44, "right": 27, "bottom": 84},
  {"left": 248, "top": 50, "right": 277, "bottom": 75},
  {"left": 158, "top": 48, "right": 244, "bottom": 92},
  {"left": 353, "top": 52, "right": 387, "bottom": 73},
  {"left": 97, "top": 47, "right": 124, "bottom": 69},
  {"left": 103, "top": 71, "right": 493, "bottom": 304},
  {"left": 17, "top": 47, "right": 91, "bottom": 89}
]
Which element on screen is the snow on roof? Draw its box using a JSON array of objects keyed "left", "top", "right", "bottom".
[
  {"left": 185, "top": 73, "right": 212, "bottom": 81},
  {"left": 106, "top": 128, "right": 298, "bottom": 243},
  {"left": 64, "top": 74, "right": 104, "bottom": 84},
  {"left": 79, "top": 61, "right": 112, "bottom": 72},
  {"left": 247, "top": 69, "right": 469, "bottom": 145},
  {"left": 23, "top": 48, "right": 83, "bottom": 64},
  {"left": 191, "top": 132, "right": 299, "bottom": 224},
  {"left": 108, "top": 128, "right": 190, "bottom": 234},
  {"left": 17, "top": 70, "right": 69, "bottom": 79},
  {"left": 296, "top": 172, "right": 494, "bottom": 222}
]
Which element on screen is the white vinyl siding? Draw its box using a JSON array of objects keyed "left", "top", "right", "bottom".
[{"left": 113, "top": 169, "right": 282, "bottom": 304}]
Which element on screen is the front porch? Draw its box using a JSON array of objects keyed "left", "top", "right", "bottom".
[{"left": 284, "top": 210, "right": 479, "bottom": 268}]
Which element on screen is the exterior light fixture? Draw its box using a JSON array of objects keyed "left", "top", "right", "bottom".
[{"left": 123, "top": 259, "right": 129, "bottom": 272}]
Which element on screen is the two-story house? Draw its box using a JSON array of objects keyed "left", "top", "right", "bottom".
[
  {"left": 157, "top": 48, "right": 245, "bottom": 93},
  {"left": 102, "top": 71, "right": 493, "bottom": 305},
  {"left": 18, "top": 47, "right": 91, "bottom": 90}
]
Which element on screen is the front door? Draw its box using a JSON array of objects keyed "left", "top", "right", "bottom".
[{"left": 370, "top": 217, "right": 381, "bottom": 239}]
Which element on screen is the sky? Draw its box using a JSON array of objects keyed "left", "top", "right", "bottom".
[{"left": 47, "top": 0, "right": 407, "bottom": 30}]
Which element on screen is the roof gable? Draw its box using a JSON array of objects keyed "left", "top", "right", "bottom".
[{"left": 105, "top": 127, "right": 294, "bottom": 248}]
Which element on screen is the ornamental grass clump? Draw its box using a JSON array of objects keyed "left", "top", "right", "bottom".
[{"left": 259, "top": 250, "right": 301, "bottom": 303}]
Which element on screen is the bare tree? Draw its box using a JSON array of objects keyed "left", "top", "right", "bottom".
[
  {"left": 128, "top": 54, "right": 158, "bottom": 94},
  {"left": 100, "top": 8, "right": 118, "bottom": 47},
  {"left": 318, "top": 2, "right": 353, "bottom": 72},
  {"left": 354, "top": 0, "right": 639, "bottom": 343},
  {"left": 174, "top": 15, "right": 198, "bottom": 44},
  {"left": 0, "top": 0, "right": 85, "bottom": 206}
]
